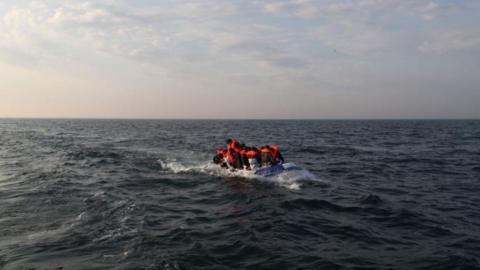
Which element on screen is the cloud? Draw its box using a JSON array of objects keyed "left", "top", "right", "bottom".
[
  {"left": 311, "top": 21, "right": 394, "bottom": 56},
  {"left": 225, "top": 39, "right": 309, "bottom": 69},
  {"left": 264, "top": 2, "right": 289, "bottom": 14},
  {"left": 417, "top": 1, "right": 439, "bottom": 20},
  {"left": 418, "top": 30, "right": 480, "bottom": 54},
  {"left": 0, "top": 0, "right": 479, "bottom": 118},
  {"left": 263, "top": 0, "right": 398, "bottom": 18},
  {"left": 0, "top": 0, "right": 472, "bottom": 68},
  {"left": 260, "top": 0, "right": 472, "bottom": 57},
  {"left": 261, "top": 1, "right": 407, "bottom": 56},
  {"left": 415, "top": 1, "right": 459, "bottom": 21},
  {"left": 0, "top": 1, "right": 240, "bottom": 67}
]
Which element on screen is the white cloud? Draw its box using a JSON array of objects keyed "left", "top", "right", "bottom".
[
  {"left": 418, "top": 1, "right": 439, "bottom": 20},
  {"left": 0, "top": 0, "right": 470, "bottom": 68},
  {"left": 311, "top": 20, "right": 394, "bottom": 56},
  {"left": 264, "top": 2, "right": 288, "bottom": 14},
  {"left": 418, "top": 31, "right": 480, "bottom": 54},
  {"left": 263, "top": 0, "right": 399, "bottom": 18},
  {"left": 0, "top": 1, "right": 240, "bottom": 67},
  {"left": 1, "top": 0, "right": 479, "bottom": 118},
  {"left": 260, "top": 0, "right": 470, "bottom": 56},
  {"left": 415, "top": 1, "right": 458, "bottom": 21},
  {"left": 261, "top": 1, "right": 407, "bottom": 55}
]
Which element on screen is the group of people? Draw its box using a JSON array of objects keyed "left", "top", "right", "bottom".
[{"left": 213, "top": 138, "right": 284, "bottom": 170}]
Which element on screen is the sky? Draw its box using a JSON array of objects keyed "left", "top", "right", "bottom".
[{"left": 0, "top": 0, "right": 479, "bottom": 119}]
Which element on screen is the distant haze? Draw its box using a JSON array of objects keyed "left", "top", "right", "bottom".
[{"left": 1, "top": 0, "right": 479, "bottom": 119}]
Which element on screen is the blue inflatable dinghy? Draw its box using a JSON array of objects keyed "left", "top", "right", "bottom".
[{"left": 254, "top": 163, "right": 301, "bottom": 177}]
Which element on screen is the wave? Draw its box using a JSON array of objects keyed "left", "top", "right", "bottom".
[{"left": 281, "top": 198, "right": 361, "bottom": 212}]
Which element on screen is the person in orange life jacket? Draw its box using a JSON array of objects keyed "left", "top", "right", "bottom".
[
  {"left": 259, "top": 145, "right": 285, "bottom": 166},
  {"left": 226, "top": 138, "right": 241, "bottom": 153},
  {"left": 270, "top": 145, "right": 284, "bottom": 165},
  {"left": 227, "top": 147, "right": 243, "bottom": 170},
  {"left": 213, "top": 149, "right": 228, "bottom": 168},
  {"left": 244, "top": 147, "right": 260, "bottom": 169},
  {"left": 238, "top": 147, "right": 249, "bottom": 170},
  {"left": 226, "top": 138, "right": 245, "bottom": 169},
  {"left": 236, "top": 143, "right": 261, "bottom": 170},
  {"left": 259, "top": 145, "right": 274, "bottom": 166}
]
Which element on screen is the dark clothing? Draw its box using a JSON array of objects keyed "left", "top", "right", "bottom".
[
  {"left": 241, "top": 153, "right": 250, "bottom": 170},
  {"left": 252, "top": 153, "right": 261, "bottom": 166},
  {"left": 274, "top": 152, "right": 284, "bottom": 164},
  {"left": 228, "top": 150, "right": 243, "bottom": 169},
  {"left": 259, "top": 146, "right": 285, "bottom": 166},
  {"left": 213, "top": 154, "right": 223, "bottom": 164},
  {"left": 260, "top": 151, "right": 274, "bottom": 167}
]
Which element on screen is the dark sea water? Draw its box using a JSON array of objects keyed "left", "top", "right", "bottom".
[{"left": 1, "top": 119, "right": 479, "bottom": 270}]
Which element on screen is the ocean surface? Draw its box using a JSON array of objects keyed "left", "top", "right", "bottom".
[{"left": 0, "top": 119, "right": 479, "bottom": 270}]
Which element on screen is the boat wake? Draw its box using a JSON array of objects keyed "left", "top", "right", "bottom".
[{"left": 158, "top": 158, "right": 322, "bottom": 190}]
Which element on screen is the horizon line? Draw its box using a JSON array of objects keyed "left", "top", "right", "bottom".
[{"left": 1, "top": 117, "right": 479, "bottom": 121}]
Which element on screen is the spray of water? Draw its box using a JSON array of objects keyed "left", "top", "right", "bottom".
[{"left": 158, "top": 158, "right": 322, "bottom": 190}]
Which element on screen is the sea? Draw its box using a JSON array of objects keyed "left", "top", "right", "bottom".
[{"left": 0, "top": 119, "right": 479, "bottom": 270}]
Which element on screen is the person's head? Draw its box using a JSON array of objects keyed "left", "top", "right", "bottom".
[{"left": 226, "top": 139, "right": 232, "bottom": 145}]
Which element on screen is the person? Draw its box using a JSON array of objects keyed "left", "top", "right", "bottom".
[
  {"left": 226, "top": 138, "right": 245, "bottom": 169},
  {"left": 258, "top": 145, "right": 285, "bottom": 166},
  {"left": 226, "top": 147, "right": 243, "bottom": 170},
  {"left": 226, "top": 138, "right": 241, "bottom": 153},
  {"left": 244, "top": 147, "right": 261, "bottom": 169},
  {"left": 270, "top": 145, "right": 284, "bottom": 165},
  {"left": 259, "top": 145, "right": 274, "bottom": 167},
  {"left": 213, "top": 148, "right": 228, "bottom": 168},
  {"left": 239, "top": 147, "right": 250, "bottom": 170},
  {"left": 215, "top": 140, "right": 284, "bottom": 170},
  {"left": 237, "top": 146, "right": 260, "bottom": 170}
]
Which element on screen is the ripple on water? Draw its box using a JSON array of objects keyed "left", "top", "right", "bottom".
[{"left": 1, "top": 119, "right": 480, "bottom": 269}]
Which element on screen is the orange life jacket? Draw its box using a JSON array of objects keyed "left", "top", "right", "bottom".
[
  {"left": 245, "top": 150, "right": 258, "bottom": 158},
  {"left": 227, "top": 149, "right": 236, "bottom": 164},
  {"left": 260, "top": 147, "right": 271, "bottom": 154},
  {"left": 216, "top": 149, "right": 227, "bottom": 157},
  {"left": 271, "top": 145, "right": 279, "bottom": 158},
  {"left": 227, "top": 139, "right": 241, "bottom": 152}
]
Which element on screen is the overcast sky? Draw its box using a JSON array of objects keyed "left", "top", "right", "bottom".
[{"left": 1, "top": 0, "right": 479, "bottom": 119}]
